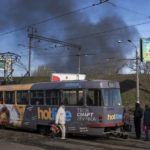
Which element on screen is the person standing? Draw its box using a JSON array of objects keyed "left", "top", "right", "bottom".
[
  {"left": 55, "top": 103, "right": 66, "bottom": 139},
  {"left": 143, "top": 104, "right": 150, "bottom": 141},
  {"left": 134, "top": 103, "right": 143, "bottom": 139},
  {"left": 123, "top": 107, "right": 131, "bottom": 131}
]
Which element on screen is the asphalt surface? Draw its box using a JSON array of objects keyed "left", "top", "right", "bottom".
[
  {"left": 0, "top": 128, "right": 150, "bottom": 150},
  {"left": 1, "top": 141, "right": 46, "bottom": 150}
]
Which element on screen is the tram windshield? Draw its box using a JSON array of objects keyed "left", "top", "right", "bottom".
[{"left": 102, "top": 89, "right": 122, "bottom": 106}]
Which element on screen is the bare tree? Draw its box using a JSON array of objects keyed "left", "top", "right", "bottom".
[
  {"left": 127, "top": 60, "right": 150, "bottom": 74},
  {"left": 140, "top": 62, "right": 150, "bottom": 74},
  {"left": 82, "top": 59, "right": 127, "bottom": 76},
  {"left": 103, "top": 59, "right": 127, "bottom": 75},
  {"left": 32, "top": 64, "right": 53, "bottom": 76},
  {"left": 127, "top": 60, "right": 136, "bottom": 72},
  {"left": 82, "top": 63, "right": 103, "bottom": 76}
]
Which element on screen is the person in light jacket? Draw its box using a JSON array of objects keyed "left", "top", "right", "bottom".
[{"left": 55, "top": 103, "right": 66, "bottom": 139}]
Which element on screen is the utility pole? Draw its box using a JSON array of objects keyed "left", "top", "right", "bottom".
[
  {"left": 78, "top": 48, "right": 81, "bottom": 74},
  {"left": 28, "top": 36, "right": 32, "bottom": 77},
  {"left": 27, "top": 26, "right": 37, "bottom": 77},
  {"left": 0, "top": 52, "right": 21, "bottom": 82},
  {"left": 4, "top": 58, "right": 7, "bottom": 81},
  {"left": 128, "top": 40, "right": 140, "bottom": 103},
  {"left": 136, "top": 48, "right": 140, "bottom": 103},
  {"left": 118, "top": 40, "right": 140, "bottom": 103},
  {"left": 28, "top": 34, "right": 81, "bottom": 74}
]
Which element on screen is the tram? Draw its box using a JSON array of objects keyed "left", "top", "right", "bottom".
[{"left": 0, "top": 80, "right": 123, "bottom": 136}]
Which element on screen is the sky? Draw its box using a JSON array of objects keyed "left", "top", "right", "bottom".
[{"left": 0, "top": 0, "right": 150, "bottom": 76}]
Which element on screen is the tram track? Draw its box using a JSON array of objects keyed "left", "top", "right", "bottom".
[
  {"left": 64, "top": 137, "right": 150, "bottom": 150},
  {"left": 0, "top": 129, "right": 149, "bottom": 150},
  {"left": 95, "top": 137, "right": 150, "bottom": 150}
]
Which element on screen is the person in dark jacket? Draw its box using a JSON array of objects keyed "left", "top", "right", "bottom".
[
  {"left": 143, "top": 104, "right": 150, "bottom": 141},
  {"left": 123, "top": 107, "right": 131, "bottom": 131},
  {"left": 134, "top": 103, "right": 143, "bottom": 139}
]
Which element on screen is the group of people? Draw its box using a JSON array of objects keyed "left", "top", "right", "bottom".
[{"left": 123, "top": 102, "right": 150, "bottom": 141}]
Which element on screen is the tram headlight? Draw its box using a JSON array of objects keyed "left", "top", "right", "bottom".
[{"left": 99, "top": 114, "right": 103, "bottom": 123}]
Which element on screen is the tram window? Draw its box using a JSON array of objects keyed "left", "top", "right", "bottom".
[
  {"left": 0, "top": 91, "right": 3, "bottom": 104},
  {"left": 45, "top": 90, "right": 60, "bottom": 105},
  {"left": 5, "top": 91, "right": 15, "bottom": 104},
  {"left": 63, "top": 90, "right": 83, "bottom": 106},
  {"left": 30, "top": 91, "right": 44, "bottom": 105},
  {"left": 17, "top": 91, "right": 28, "bottom": 104},
  {"left": 102, "top": 89, "right": 122, "bottom": 106},
  {"left": 86, "top": 90, "right": 102, "bottom": 106}
]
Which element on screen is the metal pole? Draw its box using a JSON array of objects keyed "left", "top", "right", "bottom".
[
  {"left": 4, "top": 69, "right": 7, "bottom": 81},
  {"left": 4, "top": 58, "right": 7, "bottom": 81},
  {"left": 78, "top": 48, "right": 81, "bottom": 74},
  {"left": 10, "top": 58, "right": 13, "bottom": 81},
  {"left": 136, "top": 49, "right": 140, "bottom": 103},
  {"left": 28, "top": 33, "right": 81, "bottom": 77},
  {"left": 77, "top": 48, "right": 81, "bottom": 80},
  {"left": 28, "top": 36, "right": 32, "bottom": 77},
  {"left": 127, "top": 40, "right": 140, "bottom": 104}
]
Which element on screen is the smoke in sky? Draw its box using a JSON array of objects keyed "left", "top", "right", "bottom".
[{"left": 0, "top": 0, "right": 139, "bottom": 74}]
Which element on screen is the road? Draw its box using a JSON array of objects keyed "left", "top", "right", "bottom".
[
  {"left": 0, "top": 129, "right": 150, "bottom": 150},
  {"left": 1, "top": 141, "right": 46, "bottom": 150}
]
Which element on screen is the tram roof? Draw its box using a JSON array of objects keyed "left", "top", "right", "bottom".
[
  {"left": 0, "top": 83, "right": 34, "bottom": 91},
  {"left": 30, "top": 80, "right": 120, "bottom": 90}
]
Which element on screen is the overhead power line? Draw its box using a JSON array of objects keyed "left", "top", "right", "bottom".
[
  {"left": 0, "top": 3, "right": 102, "bottom": 37},
  {"left": 66, "top": 21, "right": 150, "bottom": 41},
  {"left": 0, "top": 0, "right": 149, "bottom": 38},
  {"left": 107, "top": 1, "right": 149, "bottom": 18}
]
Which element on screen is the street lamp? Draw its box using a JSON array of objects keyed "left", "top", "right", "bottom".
[
  {"left": 128, "top": 40, "right": 140, "bottom": 104},
  {"left": 118, "top": 40, "right": 140, "bottom": 104}
]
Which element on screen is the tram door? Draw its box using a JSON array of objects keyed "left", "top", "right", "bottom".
[
  {"left": 2, "top": 91, "right": 17, "bottom": 126},
  {"left": 16, "top": 91, "right": 29, "bottom": 128},
  {"left": 63, "top": 89, "right": 84, "bottom": 133}
]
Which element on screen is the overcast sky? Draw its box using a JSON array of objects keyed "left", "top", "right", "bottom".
[{"left": 0, "top": 0, "right": 150, "bottom": 76}]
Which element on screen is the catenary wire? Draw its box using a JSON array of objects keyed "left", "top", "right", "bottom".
[{"left": 0, "top": 3, "right": 100, "bottom": 37}]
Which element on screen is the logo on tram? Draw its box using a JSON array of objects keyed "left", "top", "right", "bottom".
[
  {"left": 37, "top": 107, "right": 72, "bottom": 122},
  {"left": 107, "top": 114, "right": 122, "bottom": 120}
]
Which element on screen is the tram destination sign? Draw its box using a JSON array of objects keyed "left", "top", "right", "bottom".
[{"left": 140, "top": 38, "right": 150, "bottom": 62}]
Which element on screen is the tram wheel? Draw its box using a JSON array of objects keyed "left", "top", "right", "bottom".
[
  {"left": 123, "top": 134, "right": 128, "bottom": 139},
  {"left": 0, "top": 125, "right": 5, "bottom": 129},
  {"left": 39, "top": 128, "right": 46, "bottom": 135},
  {"left": 105, "top": 133, "right": 110, "bottom": 139},
  {"left": 116, "top": 133, "right": 121, "bottom": 138},
  {"left": 38, "top": 126, "right": 48, "bottom": 135},
  {"left": 50, "top": 131, "right": 55, "bottom": 138}
]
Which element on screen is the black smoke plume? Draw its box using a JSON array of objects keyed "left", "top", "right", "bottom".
[{"left": 0, "top": 0, "right": 139, "bottom": 74}]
